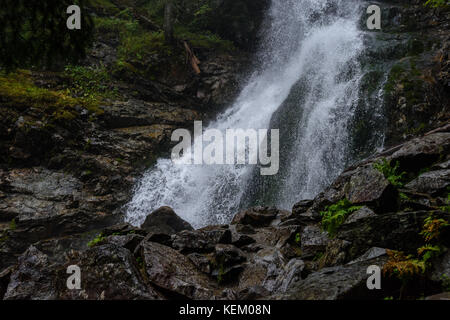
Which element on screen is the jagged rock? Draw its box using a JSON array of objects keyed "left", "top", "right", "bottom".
[
  {"left": 212, "top": 244, "right": 246, "bottom": 284},
  {"left": 346, "top": 165, "right": 397, "bottom": 210},
  {"left": 272, "top": 259, "right": 305, "bottom": 294},
  {"left": 238, "top": 247, "right": 287, "bottom": 292},
  {"left": 405, "top": 169, "right": 450, "bottom": 195},
  {"left": 214, "top": 244, "right": 246, "bottom": 267},
  {"left": 229, "top": 225, "right": 256, "bottom": 247},
  {"left": 344, "top": 207, "right": 377, "bottom": 225},
  {"left": 141, "top": 241, "right": 218, "bottom": 299},
  {"left": 431, "top": 250, "right": 450, "bottom": 283},
  {"left": 101, "top": 234, "right": 145, "bottom": 253},
  {"left": 276, "top": 248, "right": 389, "bottom": 300},
  {"left": 319, "top": 239, "right": 352, "bottom": 269},
  {"left": 171, "top": 226, "right": 232, "bottom": 253},
  {"left": 0, "top": 266, "right": 13, "bottom": 300},
  {"left": 103, "top": 100, "right": 200, "bottom": 129},
  {"left": 4, "top": 246, "right": 57, "bottom": 300},
  {"left": 425, "top": 292, "right": 450, "bottom": 300},
  {"left": 238, "top": 285, "right": 270, "bottom": 300},
  {"left": 292, "top": 200, "right": 314, "bottom": 215},
  {"left": 338, "top": 211, "right": 450, "bottom": 260},
  {"left": 291, "top": 209, "right": 321, "bottom": 226},
  {"left": 389, "top": 133, "right": 450, "bottom": 172},
  {"left": 300, "top": 225, "right": 330, "bottom": 258},
  {"left": 212, "top": 244, "right": 246, "bottom": 283},
  {"left": 60, "top": 244, "right": 162, "bottom": 300},
  {"left": 231, "top": 207, "right": 283, "bottom": 228},
  {"left": 187, "top": 253, "right": 212, "bottom": 274},
  {"left": 141, "top": 207, "right": 193, "bottom": 235}
]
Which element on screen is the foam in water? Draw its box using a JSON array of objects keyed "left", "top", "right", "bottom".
[{"left": 125, "top": 0, "right": 366, "bottom": 228}]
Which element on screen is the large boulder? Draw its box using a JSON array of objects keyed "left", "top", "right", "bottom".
[
  {"left": 171, "top": 225, "right": 232, "bottom": 253},
  {"left": 140, "top": 241, "right": 218, "bottom": 300},
  {"left": 3, "top": 246, "right": 57, "bottom": 300},
  {"left": 338, "top": 211, "right": 450, "bottom": 259},
  {"left": 141, "top": 207, "right": 193, "bottom": 235},
  {"left": 345, "top": 165, "right": 397, "bottom": 211},
  {"left": 276, "top": 248, "right": 389, "bottom": 300},
  {"left": 232, "top": 207, "right": 288, "bottom": 228},
  {"left": 388, "top": 133, "right": 450, "bottom": 173},
  {"left": 60, "top": 244, "right": 162, "bottom": 300}
]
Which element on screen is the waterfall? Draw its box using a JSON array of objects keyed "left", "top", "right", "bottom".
[{"left": 125, "top": 0, "right": 378, "bottom": 229}]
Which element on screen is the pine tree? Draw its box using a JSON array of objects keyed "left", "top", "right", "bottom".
[{"left": 0, "top": 0, "right": 94, "bottom": 70}]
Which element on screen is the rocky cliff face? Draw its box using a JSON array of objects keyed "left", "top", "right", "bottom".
[
  {"left": 0, "top": 0, "right": 449, "bottom": 300},
  {"left": 0, "top": 0, "right": 250, "bottom": 272}
]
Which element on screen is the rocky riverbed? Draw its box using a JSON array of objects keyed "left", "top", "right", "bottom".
[
  {"left": 1, "top": 125, "right": 449, "bottom": 300},
  {"left": 0, "top": 0, "right": 449, "bottom": 300}
]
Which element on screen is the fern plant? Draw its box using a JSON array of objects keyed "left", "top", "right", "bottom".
[
  {"left": 320, "top": 199, "right": 362, "bottom": 236},
  {"left": 374, "top": 159, "right": 406, "bottom": 187}
]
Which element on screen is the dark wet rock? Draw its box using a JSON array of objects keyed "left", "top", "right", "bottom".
[
  {"left": 292, "top": 200, "right": 314, "bottom": 215},
  {"left": 319, "top": 239, "right": 352, "bottom": 269},
  {"left": 405, "top": 169, "right": 450, "bottom": 195},
  {"left": 171, "top": 226, "right": 232, "bottom": 254},
  {"left": 141, "top": 206, "right": 193, "bottom": 235},
  {"left": 276, "top": 248, "right": 389, "bottom": 300},
  {"left": 60, "top": 244, "right": 162, "bottom": 300},
  {"left": 344, "top": 207, "right": 376, "bottom": 225},
  {"left": 238, "top": 247, "right": 287, "bottom": 293},
  {"left": 102, "top": 223, "right": 147, "bottom": 237},
  {"left": 431, "top": 250, "right": 450, "bottom": 283},
  {"left": 425, "top": 292, "right": 450, "bottom": 300},
  {"left": 300, "top": 225, "right": 330, "bottom": 258},
  {"left": 101, "top": 234, "right": 145, "bottom": 253},
  {"left": 103, "top": 100, "right": 200, "bottom": 129},
  {"left": 237, "top": 285, "right": 270, "bottom": 300},
  {"left": 4, "top": 246, "right": 57, "bottom": 300},
  {"left": 0, "top": 266, "right": 13, "bottom": 300},
  {"left": 338, "top": 211, "right": 450, "bottom": 260},
  {"left": 187, "top": 253, "right": 212, "bottom": 274},
  {"left": 231, "top": 207, "right": 282, "bottom": 228},
  {"left": 272, "top": 258, "right": 305, "bottom": 294},
  {"left": 346, "top": 165, "right": 397, "bottom": 211},
  {"left": 214, "top": 244, "right": 246, "bottom": 267},
  {"left": 292, "top": 209, "right": 321, "bottom": 226},
  {"left": 389, "top": 133, "right": 450, "bottom": 173},
  {"left": 229, "top": 226, "right": 256, "bottom": 247},
  {"left": 141, "top": 241, "right": 218, "bottom": 299}
]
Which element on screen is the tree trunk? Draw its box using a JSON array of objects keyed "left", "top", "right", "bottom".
[{"left": 163, "top": 0, "right": 174, "bottom": 44}]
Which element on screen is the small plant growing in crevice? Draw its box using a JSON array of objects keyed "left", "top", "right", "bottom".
[
  {"left": 374, "top": 159, "right": 406, "bottom": 188},
  {"left": 320, "top": 199, "right": 362, "bottom": 236},
  {"left": 424, "top": 0, "right": 449, "bottom": 8},
  {"left": 87, "top": 233, "right": 106, "bottom": 248},
  {"left": 383, "top": 212, "right": 449, "bottom": 298},
  {"left": 420, "top": 215, "right": 450, "bottom": 243},
  {"left": 9, "top": 218, "right": 16, "bottom": 230}
]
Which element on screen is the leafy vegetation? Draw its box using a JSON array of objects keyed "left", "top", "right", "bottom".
[
  {"left": 374, "top": 159, "right": 407, "bottom": 188},
  {"left": 87, "top": 233, "right": 106, "bottom": 247},
  {"left": 64, "top": 64, "right": 118, "bottom": 100},
  {"left": 420, "top": 214, "right": 450, "bottom": 243},
  {"left": 424, "top": 0, "right": 449, "bottom": 8},
  {"left": 0, "top": 70, "right": 103, "bottom": 122},
  {"left": 320, "top": 199, "right": 362, "bottom": 236},
  {"left": 383, "top": 212, "right": 449, "bottom": 297}
]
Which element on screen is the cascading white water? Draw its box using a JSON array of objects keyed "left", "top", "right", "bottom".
[{"left": 125, "top": 0, "right": 366, "bottom": 228}]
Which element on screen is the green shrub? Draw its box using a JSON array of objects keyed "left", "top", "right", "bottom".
[
  {"left": 320, "top": 199, "right": 362, "bottom": 236},
  {"left": 374, "top": 159, "right": 407, "bottom": 187}
]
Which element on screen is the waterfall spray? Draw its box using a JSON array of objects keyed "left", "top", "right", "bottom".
[{"left": 125, "top": 0, "right": 371, "bottom": 228}]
